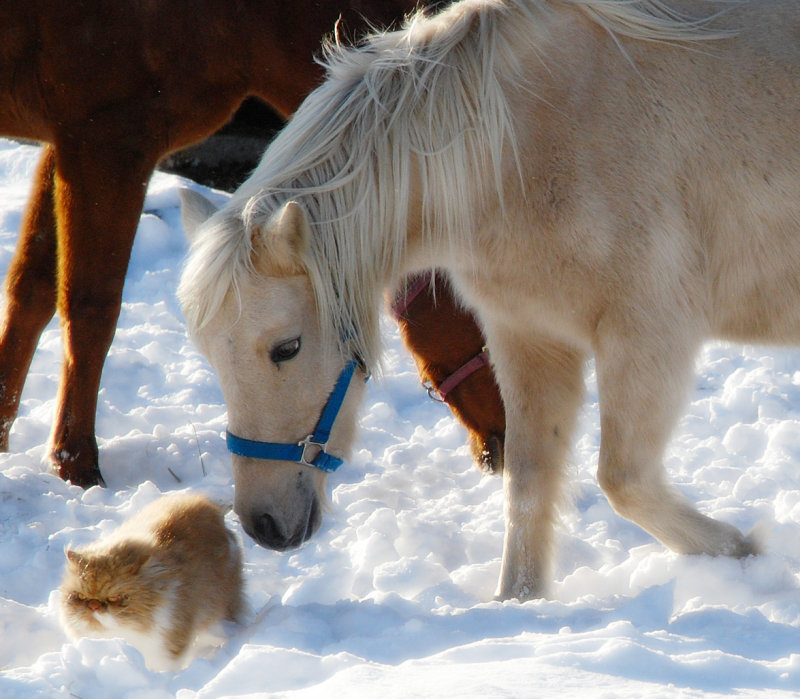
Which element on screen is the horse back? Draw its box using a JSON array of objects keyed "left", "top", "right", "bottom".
[
  {"left": 488, "top": 0, "right": 800, "bottom": 348},
  {"left": 0, "top": 0, "right": 426, "bottom": 151}
]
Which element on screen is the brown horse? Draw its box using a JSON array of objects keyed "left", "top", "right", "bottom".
[
  {"left": 391, "top": 272, "right": 505, "bottom": 472},
  {"left": 0, "top": 0, "right": 502, "bottom": 487}
]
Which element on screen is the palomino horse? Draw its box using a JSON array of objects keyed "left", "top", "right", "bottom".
[
  {"left": 0, "top": 0, "right": 484, "bottom": 487},
  {"left": 178, "top": 0, "right": 791, "bottom": 600}
]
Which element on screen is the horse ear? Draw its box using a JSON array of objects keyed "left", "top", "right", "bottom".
[
  {"left": 255, "top": 200, "right": 310, "bottom": 274},
  {"left": 179, "top": 188, "right": 219, "bottom": 240}
]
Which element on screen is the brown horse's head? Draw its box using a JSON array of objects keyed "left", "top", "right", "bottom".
[{"left": 393, "top": 272, "right": 505, "bottom": 473}]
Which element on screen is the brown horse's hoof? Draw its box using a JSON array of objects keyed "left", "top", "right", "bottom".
[
  {"left": 51, "top": 448, "right": 106, "bottom": 488},
  {"left": 62, "top": 468, "right": 106, "bottom": 489}
]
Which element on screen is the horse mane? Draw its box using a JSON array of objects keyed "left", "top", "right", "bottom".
[{"left": 179, "top": 0, "right": 730, "bottom": 371}]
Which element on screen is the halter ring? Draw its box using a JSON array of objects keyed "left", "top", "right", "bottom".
[{"left": 297, "top": 434, "right": 327, "bottom": 468}]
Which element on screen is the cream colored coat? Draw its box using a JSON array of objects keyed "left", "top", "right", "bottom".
[{"left": 180, "top": 0, "right": 799, "bottom": 599}]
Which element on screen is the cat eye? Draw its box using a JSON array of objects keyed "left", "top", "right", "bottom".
[{"left": 270, "top": 337, "right": 301, "bottom": 364}]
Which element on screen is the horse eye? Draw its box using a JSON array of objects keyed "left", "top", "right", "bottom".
[{"left": 270, "top": 337, "right": 301, "bottom": 364}]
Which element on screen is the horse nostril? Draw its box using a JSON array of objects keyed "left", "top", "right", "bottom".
[
  {"left": 242, "top": 487, "right": 323, "bottom": 551},
  {"left": 249, "top": 513, "right": 293, "bottom": 551},
  {"left": 247, "top": 505, "right": 320, "bottom": 551},
  {"left": 304, "top": 496, "right": 322, "bottom": 541}
]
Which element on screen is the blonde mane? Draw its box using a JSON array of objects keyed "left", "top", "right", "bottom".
[{"left": 178, "top": 0, "right": 730, "bottom": 371}]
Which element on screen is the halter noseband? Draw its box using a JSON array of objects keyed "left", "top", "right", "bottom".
[{"left": 226, "top": 359, "right": 359, "bottom": 473}]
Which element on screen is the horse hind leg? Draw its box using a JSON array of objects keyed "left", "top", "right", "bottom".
[
  {"left": 0, "top": 148, "right": 59, "bottom": 449},
  {"left": 595, "top": 319, "right": 756, "bottom": 559}
]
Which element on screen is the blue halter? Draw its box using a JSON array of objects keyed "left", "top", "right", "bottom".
[{"left": 226, "top": 359, "right": 359, "bottom": 473}]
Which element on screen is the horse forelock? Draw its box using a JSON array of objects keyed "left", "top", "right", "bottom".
[
  {"left": 178, "top": 208, "right": 254, "bottom": 334},
  {"left": 180, "top": 0, "right": 732, "bottom": 361}
]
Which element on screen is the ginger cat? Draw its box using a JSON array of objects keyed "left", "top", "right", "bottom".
[{"left": 59, "top": 494, "right": 244, "bottom": 670}]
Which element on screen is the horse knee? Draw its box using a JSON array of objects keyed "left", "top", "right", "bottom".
[
  {"left": 4, "top": 233, "right": 58, "bottom": 324},
  {"left": 4, "top": 275, "right": 57, "bottom": 326}
]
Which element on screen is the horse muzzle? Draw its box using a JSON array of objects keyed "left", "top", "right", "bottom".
[{"left": 237, "top": 480, "right": 322, "bottom": 551}]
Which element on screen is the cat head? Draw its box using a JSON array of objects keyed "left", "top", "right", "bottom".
[{"left": 60, "top": 540, "right": 163, "bottom": 634}]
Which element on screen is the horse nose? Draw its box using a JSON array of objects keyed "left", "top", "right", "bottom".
[
  {"left": 244, "top": 497, "right": 322, "bottom": 551},
  {"left": 471, "top": 432, "right": 504, "bottom": 474},
  {"left": 485, "top": 433, "right": 504, "bottom": 473},
  {"left": 248, "top": 513, "right": 294, "bottom": 551}
]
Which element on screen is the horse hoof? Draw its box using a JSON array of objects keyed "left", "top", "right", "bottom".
[
  {"left": 493, "top": 584, "right": 544, "bottom": 603},
  {"left": 730, "top": 531, "right": 761, "bottom": 559},
  {"left": 51, "top": 454, "right": 105, "bottom": 488},
  {"left": 59, "top": 467, "right": 106, "bottom": 489}
]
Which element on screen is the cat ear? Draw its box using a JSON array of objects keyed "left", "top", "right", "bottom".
[{"left": 65, "top": 549, "right": 86, "bottom": 569}]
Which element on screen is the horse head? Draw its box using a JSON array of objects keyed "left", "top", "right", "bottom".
[{"left": 179, "top": 190, "right": 366, "bottom": 550}]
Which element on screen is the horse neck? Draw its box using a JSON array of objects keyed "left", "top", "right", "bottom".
[{"left": 242, "top": 0, "right": 423, "bottom": 117}]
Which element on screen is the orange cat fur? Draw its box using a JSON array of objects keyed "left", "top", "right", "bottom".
[{"left": 59, "top": 494, "right": 244, "bottom": 670}]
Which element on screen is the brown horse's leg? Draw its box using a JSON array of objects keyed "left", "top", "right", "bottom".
[
  {"left": 49, "top": 140, "right": 153, "bottom": 487},
  {"left": 0, "top": 148, "right": 59, "bottom": 449}
]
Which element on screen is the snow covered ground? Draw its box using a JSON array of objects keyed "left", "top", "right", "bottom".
[{"left": 0, "top": 138, "right": 799, "bottom": 697}]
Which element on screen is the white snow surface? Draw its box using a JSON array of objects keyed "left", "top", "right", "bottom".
[{"left": 0, "top": 139, "right": 799, "bottom": 697}]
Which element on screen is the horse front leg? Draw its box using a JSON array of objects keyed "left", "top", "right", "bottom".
[
  {"left": 487, "top": 330, "right": 585, "bottom": 600},
  {"left": 0, "top": 148, "right": 58, "bottom": 448},
  {"left": 595, "top": 316, "right": 756, "bottom": 558},
  {"left": 49, "top": 141, "right": 153, "bottom": 487}
]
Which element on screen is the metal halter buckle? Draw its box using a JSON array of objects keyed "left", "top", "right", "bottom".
[
  {"left": 297, "top": 434, "right": 326, "bottom": 467},
  {"left": 424, "top": 380, "right": 445, "bottom": 402}
]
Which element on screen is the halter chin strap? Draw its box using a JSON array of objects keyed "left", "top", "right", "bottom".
[{"left": 226, "top": 359, "right": 359, "bottom": 473}]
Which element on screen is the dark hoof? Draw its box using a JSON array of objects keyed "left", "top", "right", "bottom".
[
  {"left": 58, "top": 466, "right": 106, "bottom": 489},
  {"left": 52, "top": 449, "right": 105, "bottom": 488}
]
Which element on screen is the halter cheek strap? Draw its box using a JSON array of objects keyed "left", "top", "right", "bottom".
[
  {"left": 392, "top": 272, "right": 493, "bottom": 406},
  {"left": 226, "top": 359, "right": 358, "bottom": 473},
  {"left": 391, "top": 272, "right": 432, "bottom": 319}
]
